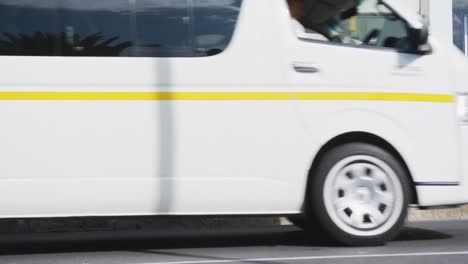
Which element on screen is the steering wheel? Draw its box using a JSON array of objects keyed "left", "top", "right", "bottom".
[{"left": 362, "top": 29, "right": 380, "bottom": 45}]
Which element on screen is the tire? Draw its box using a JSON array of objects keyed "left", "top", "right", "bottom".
[
  {"left": 307, "top": 142, "right": 410, "bottom": 246},
  {"left": 287, "top": 215, "right": 308, "bottom": 229}
]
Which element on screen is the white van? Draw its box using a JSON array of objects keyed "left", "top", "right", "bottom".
[{"left": 0, "top": 0, "right": 467, "bottom": 246}]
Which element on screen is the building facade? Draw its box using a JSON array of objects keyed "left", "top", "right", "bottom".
[{"left": 453, "top": 0, "right": 468, "bottom": 55}]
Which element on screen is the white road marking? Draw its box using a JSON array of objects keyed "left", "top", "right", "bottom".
[{"left": 134, "top": 251, "right": 468, "bottom": 264}]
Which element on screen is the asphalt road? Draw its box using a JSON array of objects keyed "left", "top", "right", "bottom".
[{"left": 0, "top": 220, "right": 467, "bottom": 264}]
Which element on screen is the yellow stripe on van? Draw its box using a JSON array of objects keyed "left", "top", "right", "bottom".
[
  {"left": 293, "top": 92, "right": 455, "bottom": 102},
  {"left": 0, "top": 92, "right": 455, "bottom": 103}
]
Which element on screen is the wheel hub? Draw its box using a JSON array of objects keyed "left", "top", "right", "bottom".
[
  {"left": 356, "top": 187, "right": 372, "bottom": 204},
  {"left": 325, "top": 158, "right": 399, "bottom": 232}
]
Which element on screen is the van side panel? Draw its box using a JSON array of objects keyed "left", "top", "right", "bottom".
[
  {"left": 0, "top": 0, "right": 313, "bottom": 217},
  {"left": 0, "top": 0, "right": 466, "bottom": 218}
]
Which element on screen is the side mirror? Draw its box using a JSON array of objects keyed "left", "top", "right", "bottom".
[{"left": 408, "top": 24, "right": 431, "bottom": 54}]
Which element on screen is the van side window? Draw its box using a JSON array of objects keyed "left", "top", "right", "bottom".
[
  {"left": 60, "top": 0, "right": 132, "bottom": 57},
  {"left": 0, "top": 0, "right": 243, "bottom": 57},
  {"left": 133, "top": 0, "right": 192, "bottom": 57},
  {"left": 192, "top": 0, "right": 242, "bottom": 56},
  {"left": 298, "top": 0, "right": 410, "bottom": 50},
  {"left": 0, "top": 1, "right": 59, "bottom": 56}
]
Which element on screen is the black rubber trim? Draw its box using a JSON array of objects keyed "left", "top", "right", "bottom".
[{"left": 414, "top": 182, "right": 460, "bottom": 186}]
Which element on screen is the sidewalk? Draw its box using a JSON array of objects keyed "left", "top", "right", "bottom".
[{"left": 408, "top": 205, "right": 468, "bottom": 221}]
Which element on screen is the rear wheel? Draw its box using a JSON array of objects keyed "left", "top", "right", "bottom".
[{"left": 307, "top": 142, "right": 410, "bottom": 246}]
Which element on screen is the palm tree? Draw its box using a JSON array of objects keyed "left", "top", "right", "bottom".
[{"left": 62, "top": 32, "right": 132, "bottom": 56}]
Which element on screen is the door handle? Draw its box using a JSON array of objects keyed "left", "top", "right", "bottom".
[{"left": 293, "top": 63, "right": 320, "bottom": 73}]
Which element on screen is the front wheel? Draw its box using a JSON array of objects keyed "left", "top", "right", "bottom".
[{"left": 307, "top": 143, "right": 410, "bottom": 246}]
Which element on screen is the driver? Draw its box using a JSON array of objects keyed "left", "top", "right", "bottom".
[
  {"left": 302, "top": 0, "right": 359, "bottom": 26},
  {"left": 287, "top": 0, "right": 306, "bottom": 36},
  {"left": 300, "top": 0, "right": 363, "bottom": 42},
  {"left": 287, "top": 0, "right": 364, "bottom": 42}
]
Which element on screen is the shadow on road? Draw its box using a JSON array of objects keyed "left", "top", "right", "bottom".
[
  {"left": 395, "top": 226, "right": 452, "bottom": 242},
  {"left": 0, "top": 224, "right": 452, "bottom": 256}
]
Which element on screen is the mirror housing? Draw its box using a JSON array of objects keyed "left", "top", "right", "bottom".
[{"left": 408, "top": 23, "right": 431, "bottom": 54}]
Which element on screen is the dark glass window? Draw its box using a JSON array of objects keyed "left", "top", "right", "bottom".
[
  {"left": 192, "top": 0, "right": 242, "bottom": 56},
  {"left": 0, "top": 0, "right": 242, "bottom": 57},
  {"left": 59, "top": 0, "right": 132, "bottom": 57},
  {"left": 0, "top": 0, "right": 59, "bottom": 56},
  {"left": 133, "top": 0, "right": 192, "bottom": 57}
]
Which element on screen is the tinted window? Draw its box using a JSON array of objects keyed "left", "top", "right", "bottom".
[
  {"left": 60, "top": 0, "right": 132, "bottom": 57},
  {"left": 0, "top": 0, "right": 242, "bottom": 57},
  {"left": 192, "top": 0, "right": 242, "bottom": 56},
  {"left": 133, "top": 0, "right": 192, "bottom": 57},
  {"left": 0, "top": 0, "right": 59, "bottom": 56}
]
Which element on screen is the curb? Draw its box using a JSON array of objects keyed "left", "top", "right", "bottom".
[{"left": 408, "top": 206, "right": 468, "bottom": 221}]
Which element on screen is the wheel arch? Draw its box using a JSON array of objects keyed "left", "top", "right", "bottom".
[{"left": 307, "top": 131, "right": 418, "bottom": 205}]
